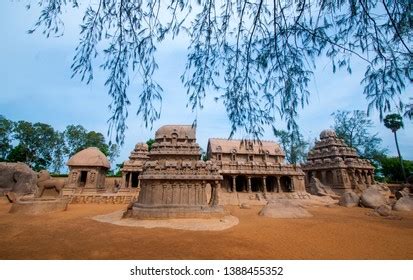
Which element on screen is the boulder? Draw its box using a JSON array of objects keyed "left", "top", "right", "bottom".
[
  {"left": 339, "top": 191, "right": 360, "bottom": 207},
  {"left": 259, "top": 200, "right": 313, "bottom": 218},
  {"left": 360, "top": 187, "right": 388, "bottom": 208},
  {"left": 393, "top": 197, "right": 413, "bottom": 212},
  {"left": 0, "top": 162, "right": 37, "bottom": 195},
  {"left": 395, "top": 187, "right": 410, "bottom": 200},
  {"left": 374, "top": 204, "right": 392, "bottom": 217},
  {"left": 369, "top": 184, "right": 391, "bottom": 200}
]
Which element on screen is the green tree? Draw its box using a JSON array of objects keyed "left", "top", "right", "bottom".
[
  {"left": 146, "top": 139, "right": 155, "bottom": 151},
  {"left": 384, "top": 113, "right": 407, "bottom": 182},
  {"left": 64, "top": 124, "right": 119, "bottom": 163},
  {"left": 273, "top": 128, "right": 309, "bottom": 164},
  {"left": 377, "top": 156, "right": 413, "bottom": 182},
  {"left": 0, "top": 115, "right": 14, "bottom": 161},
  {"left": 10, "top": 121, "right": 64, "bottom": 171},
  {"left": 24, "top": 1, "right": 412, "bottom": 143},
  {"left": 332, "top": 110, "right": 387, "bottom": 163}
]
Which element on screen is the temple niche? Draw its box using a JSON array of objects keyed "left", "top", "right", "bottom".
[
  {"left": 207, "top": 139, "right": 306, "bottom": 195},
  {"left": 66, "top": 147, "right": 110, "bottom": 190},
  {"left": 302, "top": 129, "right": 375, "bottom": 195},
  {"left": 121, "top": 143, "right": 149, "bottom": 189},
  {"left": 124, "top": 125, "right": 224, "bottom": 219}
]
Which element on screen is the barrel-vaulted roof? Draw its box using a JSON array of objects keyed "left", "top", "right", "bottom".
[{"left": 67, "top": 147, "right": 110, "bottom": 169}]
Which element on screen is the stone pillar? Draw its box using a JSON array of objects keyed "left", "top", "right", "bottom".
[
  {"left": 128, "top": 173, "right": 132, "bottom": 188},
  {"left": 247, "top": 176, "right": 252, "bottom": 193},
  {"left": 332, "top": 170, "right": 338, "bottom": 185},
  {"left": 232, "top": 175, "right": 237, "bottom": 193},
  {"left": 121, "top": 173, "right": 127, "bottom": 188},
  {"left": 321, "top": 171, "right": 327, "bottom": 185},
  {"left": 276, "top": 176, "right": 281, "bottom": 193},
  {"left": 262, "top": 176, "right": 267, "bottom": 194}
]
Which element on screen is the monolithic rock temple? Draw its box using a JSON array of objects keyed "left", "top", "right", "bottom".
[
  {"left": 207, "top": 139, "right": 306, "bottom": 195},
  {"left": 3, "top": 124, "right": 382, "bottom": 215},
  {"left": 302, "top": 129, "right": 375, "bottom": 194},
  {"left": 123, "top": 125, "right": 224, "bottom": 219},
  {"left": 66, "top": 147, "right": 110, "bottom": 189}
]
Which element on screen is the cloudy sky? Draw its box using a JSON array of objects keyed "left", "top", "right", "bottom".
[{"left": 1, "top": 1, "right": 412, "bottom": 169}]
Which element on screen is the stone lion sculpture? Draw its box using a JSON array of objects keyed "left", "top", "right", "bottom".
[
  {"left": 35, "top": 170, "right": 65, "bottom": 198},
  {"left": 0, "top": 162, "right": 37, "bottom": 195}
]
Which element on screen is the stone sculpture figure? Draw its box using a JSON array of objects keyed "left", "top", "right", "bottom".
[
  {"left": 0, "top": 162, "right": 37, "bottom": 195},
  {"left": 36, "top": 170, "right": 65, "bottom": 198}
]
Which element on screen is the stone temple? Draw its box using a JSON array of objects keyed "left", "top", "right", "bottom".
[
  {"left": 121, "top": 143, "right": 149, "bottom": 189},
  {"left": 123, "top": 125, "right": 225, "bottom": 219},
  {"left": 302, "top": 129, "right": 375, "bottom": 194},
  {"left": 207, "top": 139, "right": 306, "bottom": 195}
]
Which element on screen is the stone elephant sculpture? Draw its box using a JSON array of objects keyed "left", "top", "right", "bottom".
[{"left": 0, "top": 162, "right": 37, "bottom": 195}]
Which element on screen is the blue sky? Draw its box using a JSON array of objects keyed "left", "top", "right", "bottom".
[{"left": 1, "top": 1, "right": 412, "bottom": 170}]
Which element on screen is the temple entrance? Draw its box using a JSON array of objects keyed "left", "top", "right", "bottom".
[
  {"left": 251, "top": 177, "right": 262, "bottom": 192},
  {"left": 280, "top": 176, "right": 292, "bottom": 192},
  {"left": 80, "top": 171, "right": 88, "bottom": 187},
  {"left": 236, "top": 175, "right": 247, "bottom": 192},
  {"left": 222, "top": 175, "right": 232, "bottom": 192},
  {"left": 266, "top": 176, "right": 276, "bottom": 192},
  {"left": 131, "top": 172, "right": 139, "bottom": 188}
]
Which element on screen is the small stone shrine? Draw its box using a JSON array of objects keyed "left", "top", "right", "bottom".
[
  {"left": 124, "top": 125, "right": 224, "bottom": 219},
  {"left": 121, "top": 143, "right": 149, "bottom": 189},
  {"left": 66, "top": 147, "right": 110, "bottom": 190},
  {"left": 302, "top": 129, "right": 375, "bottom": 195},
  {"left": 207, "top": 139, "right": 306, "bottom": 194}
]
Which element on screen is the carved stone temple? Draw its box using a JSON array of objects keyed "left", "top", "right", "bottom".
[
  {"left": 302, "top": 129, "right": 375, "bottom": 194},
  {"left": 123, "top": 125, "right": 225, "bottom": 219},
  {"left": 121, "top": 143, "right": 149, "bottom": 189},
  {"left": 66, "top": 147, "right": 110, "bottom": 190},
  {"left": 207, "top": 139, "right": 306, "bottom": 195}
]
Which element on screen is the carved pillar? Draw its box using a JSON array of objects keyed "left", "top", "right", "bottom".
[
  {"left": 321, "top": 171, "right": 327, "bottom": 185},
  {"left": 290, "top": 177, "right": 295, "bottom": 192},
  {"left": 247, "top": 176, "right": 252, "bottom": 193},
  {"left": 276, "top": 176, "right": 281, "bottom": 193},
  {"left": 121, "top": 173, "right": 127, "bottom": 188},
  {"left": 128, "top": 173, "right": 132, "bottom": 188},
  {"left": 332, "top": 170, "right": 338, "bottom": 185},
  {"left": 232, "top": 175, "right": 237, "bottom": 193},
  {"left": 262, "top": 176, "right": 267, "bottom": 194}
]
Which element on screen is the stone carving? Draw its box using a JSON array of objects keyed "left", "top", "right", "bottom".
[
  {"left": 338, "top": 191, "right": 360, "bottom": 207},
  {"left": 0, "top": 162, "right": 37, "bottom": 195},
  {"left": 302, "top": 129, "right": 375, "bottom": 195},
  {"left": 124, "top": 125, "right": 225, "bottom": 219},
  {"left": 36, "top": 170, "right": 65, "bottom": 198},
  {"left": 66, "top": 147, "right": 110, "bottom": 190},
  {"left": 207, "top": 138, "right": 306, "bottom": 194}
]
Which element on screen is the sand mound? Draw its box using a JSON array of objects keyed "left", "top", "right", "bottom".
[{"left": 91, "top": 210, "right": 239, "bottom": 231}]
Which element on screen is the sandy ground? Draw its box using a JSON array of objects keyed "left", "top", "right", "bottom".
[{"left": 0, "top": 197, "right": 412, "bottom": 260}]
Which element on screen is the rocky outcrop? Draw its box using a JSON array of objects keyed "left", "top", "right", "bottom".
[
  {"left": 393, "top": 197, "right": 413, "bottom": 212},
  {"left": 0, "top": 162, "right": 37, "bottom": 195},
  {"left": 338, "top": 191, "right": 360, "bottom": 207},
  {"left": 259, "top": 200, "right": 313, "bottom": 218},
  {"left": 308, "top": 177, "right": 339, "bottom": 199},
  {"left": 360, "top": 187, "right": 388, "bottom": 208},
  {"left": 395, "top": 187, "right": 410, "bottom": 200}
]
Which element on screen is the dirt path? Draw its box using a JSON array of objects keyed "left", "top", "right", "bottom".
[{"left": 0, "top": 198, "right": 412, "bottom": 259}]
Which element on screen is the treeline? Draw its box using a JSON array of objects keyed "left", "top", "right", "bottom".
[{"left": 0, "top": 115, "right": 119, "bottom": 173}]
